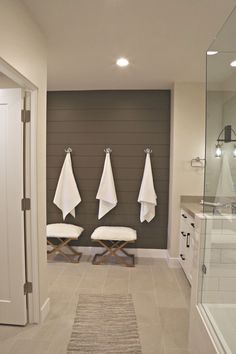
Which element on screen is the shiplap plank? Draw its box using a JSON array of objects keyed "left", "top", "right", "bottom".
[
  {"left": 47, "top": 144, "right": 170, "bottom": 157},
  {"left": 47, "top": 90, "right": 170, "bottom": 249}
]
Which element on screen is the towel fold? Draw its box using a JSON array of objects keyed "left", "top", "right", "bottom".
[
  {"left": 53, "top": 153, "right": 81, "bottom": 220},
  {"left": 138, "top": 153, "right": 157, "bottom": 222},
  {"left": 216, "top": 153, "right": 236, "bottom": 198},
  {"left": 96, "top": 152, "right": 117, "bottom": 219}
]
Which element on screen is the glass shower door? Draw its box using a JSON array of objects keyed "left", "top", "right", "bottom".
[{"left": 201, "top": 9, "right": 236, "bottom": 352}]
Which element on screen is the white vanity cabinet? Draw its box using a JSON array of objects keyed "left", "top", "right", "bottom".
[{"left": 179, "top": 209, "right": 195, "bottom": 284}]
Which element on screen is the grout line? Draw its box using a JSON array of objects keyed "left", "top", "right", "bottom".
[
  {"left": 101, "top": 265, "right": 111, "bottom": 295},
  {"left": 47, "top": 261, "right": 67, "bottom": 290}
]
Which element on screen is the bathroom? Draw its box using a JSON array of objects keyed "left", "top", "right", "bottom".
[{"left": 0, "top": 1, "right": 236, "bottom": 353}]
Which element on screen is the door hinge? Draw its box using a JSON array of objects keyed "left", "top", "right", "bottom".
[
  {"left": 24, "top": 282, "right": 32, "bottom": 295},
  {"left": 202, "top": 264, "right": 207, "bottom": 274},
  {"left": 21, "top": 198, "right": 31, "bottom": 211},
  {"left": 21, "top": 109, "right": 31, "bottom": 123}
]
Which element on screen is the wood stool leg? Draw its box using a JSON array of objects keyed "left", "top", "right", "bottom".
[
  {"left": 47, "top": 238, "right": 82, "bottom": 263},
  {"left": 92, "top": 240, "right": 135, "bottom": 267}
]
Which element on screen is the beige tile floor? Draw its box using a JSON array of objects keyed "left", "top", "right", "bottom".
[{"left": 0, "top": 256, "right": 191, "bottom": 354}]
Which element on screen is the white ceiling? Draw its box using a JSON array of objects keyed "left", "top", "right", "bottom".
[{"left": 22, "top": 0, "right": 236, "bottom": 91}]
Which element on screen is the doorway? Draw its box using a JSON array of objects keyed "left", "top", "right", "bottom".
[{"left": 0, "top": 63, "right": 39, "bottom": 325}]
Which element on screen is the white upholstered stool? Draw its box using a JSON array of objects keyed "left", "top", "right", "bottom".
[
  {"left": 47, "top": 223, "right": 84, "bottom": 263},
  {"left": 91, "top": 226, "right": 137, "bottom": 267}
]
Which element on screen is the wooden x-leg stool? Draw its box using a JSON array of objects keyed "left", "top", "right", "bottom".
[
  {"left": 91, "top": 226, "right": 137, "bottom": 267},
  {"left": 47, "top": 223, "right": 84, "bottom": 263}
]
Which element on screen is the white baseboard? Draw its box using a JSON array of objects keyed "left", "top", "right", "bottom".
[
  {"left": 72, "top": 246, "right": 167, "bottom": 259},
  {"left": 40, "top": 297, "right": 50, "bottom": 323},
  {"left": 166, "top": 251, "right": 181, "bottom": 268}
]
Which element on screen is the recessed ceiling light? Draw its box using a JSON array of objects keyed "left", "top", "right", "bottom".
[
  {"left": 207, "top": 51, "right": 218, "bottom": 56},
  {"left": 230, "top": 60, "right": 236, "bottom": 67},
  {"left": 116, "top": 57, "right": 129, "bottom": 67}
]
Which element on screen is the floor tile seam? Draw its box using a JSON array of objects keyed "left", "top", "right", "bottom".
[
  {"left": 171, "top": 269, "right": 190, "bottom": 307},
  {"left": 171, "top": 268, "right": 188, "bottom": 294},
  {"left": 150, "top": 262, "right": 162, "bottom": 313},
  {"left": 127, "top": 265, "right": 132, "bottom": 294},
  {"left": 101, "top": 265, "right": 111, "bottom": 295},
  {"left": 48, "top": 263, "right": 67, "bottom": 290},
  {"left": 1, "top": 337, "right": 17, "bottom": 354},
  {"left": 72, "top": 264, "right": 94, "bottom": 297}
]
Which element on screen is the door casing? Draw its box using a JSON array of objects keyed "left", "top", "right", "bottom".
[{"left": 0, "top": 57, "right": 40, "bottom": 323}]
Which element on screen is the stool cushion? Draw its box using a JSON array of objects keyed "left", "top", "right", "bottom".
[
  {"left": 47, "top": 223, "right": 84, "bottom": 238},
  {"left": 91, "top": 226, "right": 137, "bottom": 242}
]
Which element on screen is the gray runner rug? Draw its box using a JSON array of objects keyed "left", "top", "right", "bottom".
[{"left": 67, "top": 294, "right": 142, "bottom": 354}]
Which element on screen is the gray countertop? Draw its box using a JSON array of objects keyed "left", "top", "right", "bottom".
[
  {"left": 180, "top": 196, "right": 203, "bottom": 218},
  {"left": 180, "top": 202, "right": 203, "bottom": 218}
]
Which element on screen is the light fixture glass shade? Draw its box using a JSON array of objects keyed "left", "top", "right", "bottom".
[
  {"left": 215, "top": 143, "right": 222, "bottom": 158},
  {"left": 233, "top": 145, "right": 236, "bottom": 158}
]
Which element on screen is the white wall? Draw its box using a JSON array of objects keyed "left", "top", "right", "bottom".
[
  {"left": 0, "top": 0, "right": 47, "bottom": 316},
  {"left": 168, "top": 83, "right": 205, "bottom": 258}
]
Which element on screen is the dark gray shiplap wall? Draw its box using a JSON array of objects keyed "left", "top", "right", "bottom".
[{"left": 47, "top": 90, "right": 170, "bottom": 249}]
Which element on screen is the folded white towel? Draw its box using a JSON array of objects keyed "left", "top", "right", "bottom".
[
  {"left": 96, "top": 153, "right": 117, "bottom": 219},
  {"left": 138, "top": 153, "right": 157, "bottom": 222},
  {"left": 53, "top": 153, "right": 81, "bottom": 220}
]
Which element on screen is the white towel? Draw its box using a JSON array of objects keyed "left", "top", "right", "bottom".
[
  {"left": 96, "top": 153, "right": 117, "bottom": 219},
  {"left": 138, "top": 153, "right": 157, "bottom": 222},
  {"left": 216, "top": 153, "right": 236, "bottom": 198},
  {"left": 53, "top": 153, "right": 81, "bottom": 220}
]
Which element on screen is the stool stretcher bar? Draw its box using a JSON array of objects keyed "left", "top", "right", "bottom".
[
  {"left": 47, "top": 237, "right": 82, "bottom": 263},
  {"left": 92, "top": 240, "right": 135, "bottom": 267}
]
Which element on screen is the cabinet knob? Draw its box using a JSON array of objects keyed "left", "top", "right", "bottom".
[
  {"left": 191, "top": 223, "right": 195, "bottom": 228},
  {"left": 181, "top": 231, "right": 186, "bottom": 237},
  {"left": 181, "top": 214, "right": 187, "bottom": 219},
  {"left": 180, "top": 254, "right": 186, "bottom": 261}
]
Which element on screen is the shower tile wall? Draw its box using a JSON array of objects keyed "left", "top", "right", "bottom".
[
  {"left": 47, "top": 90, "right": 170, "bottom": 249},
  {"left": 199, "top": 217, "right": 236, "bottom": 304}
]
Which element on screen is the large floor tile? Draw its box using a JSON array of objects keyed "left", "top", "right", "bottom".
[
  {"left": 129, "top": 266, "right": 155, "bottom": 293},
  {"left": 133, "top": 291, "right": 161, "bottom": 327},
  {"left": 139, "top": 324, "right": 165, "bottom": 354},
  {"left": 164, "top": 349, "right": 190, "bottom": 354},
  {"left": 0, "top": 258, "right": 191, "bottom": 354},
  {"left": 172, "top": 268, "right": 191, "bottom": 306},
  {"left": 7, "top": 339, "right": 49, "bottom": 354},
  {"left": 160, "top": 308, "right": 189, "bottom": 351},
  {"left": 103, "top": 276, "right": 129, "bottom": 293},
  {"left": 152, "top": 264, "right": 188, "bottom": 308}
]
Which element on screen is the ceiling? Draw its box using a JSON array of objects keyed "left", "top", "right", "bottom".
[{"left": 22, "top": 0, "right": 236, "bottom": 91}]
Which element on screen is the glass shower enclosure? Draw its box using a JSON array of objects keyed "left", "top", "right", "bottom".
[{"left": 201, "top": 7, "right": 236, "bottom": 353}]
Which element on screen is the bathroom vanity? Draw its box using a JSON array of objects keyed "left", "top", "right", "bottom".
[
  {"left": 179, "top": 209, "right": 195, "bottom": 284},
  {"left": 179, "top": 197, "right": 236, "bottom": 353},
  {"left": 179, "top": 197, "right": 203, "bottom": 285}
]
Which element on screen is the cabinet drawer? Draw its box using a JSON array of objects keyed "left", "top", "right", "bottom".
[{"left": 179, "top": 209, "right": 195, "bottom": 285}]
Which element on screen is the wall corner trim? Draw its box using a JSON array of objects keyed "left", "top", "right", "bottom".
[
  {"left": 40, "top": 297, "right": 50, "bottom": 324},
  {"left": 167, "top": 250, "right": 181, "bottom": 268}
]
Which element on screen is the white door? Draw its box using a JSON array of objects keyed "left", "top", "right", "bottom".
[{"left": 0, "top": 88, "right": 27, "bottom": 325}]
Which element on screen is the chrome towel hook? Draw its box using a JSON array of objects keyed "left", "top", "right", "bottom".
[
  {"left": 144, "top": 148, "right": 152, "bottom": 154},
  {"left": 65, "top": 147, "right": 72, "bottom": 153},
  {"left": 104, "top": 147, "right": 112, "bottom": 154}
]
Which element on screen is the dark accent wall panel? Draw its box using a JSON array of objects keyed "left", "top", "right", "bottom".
[{"left": 47, "top": 90, "right": 170, "bottom": 249}]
